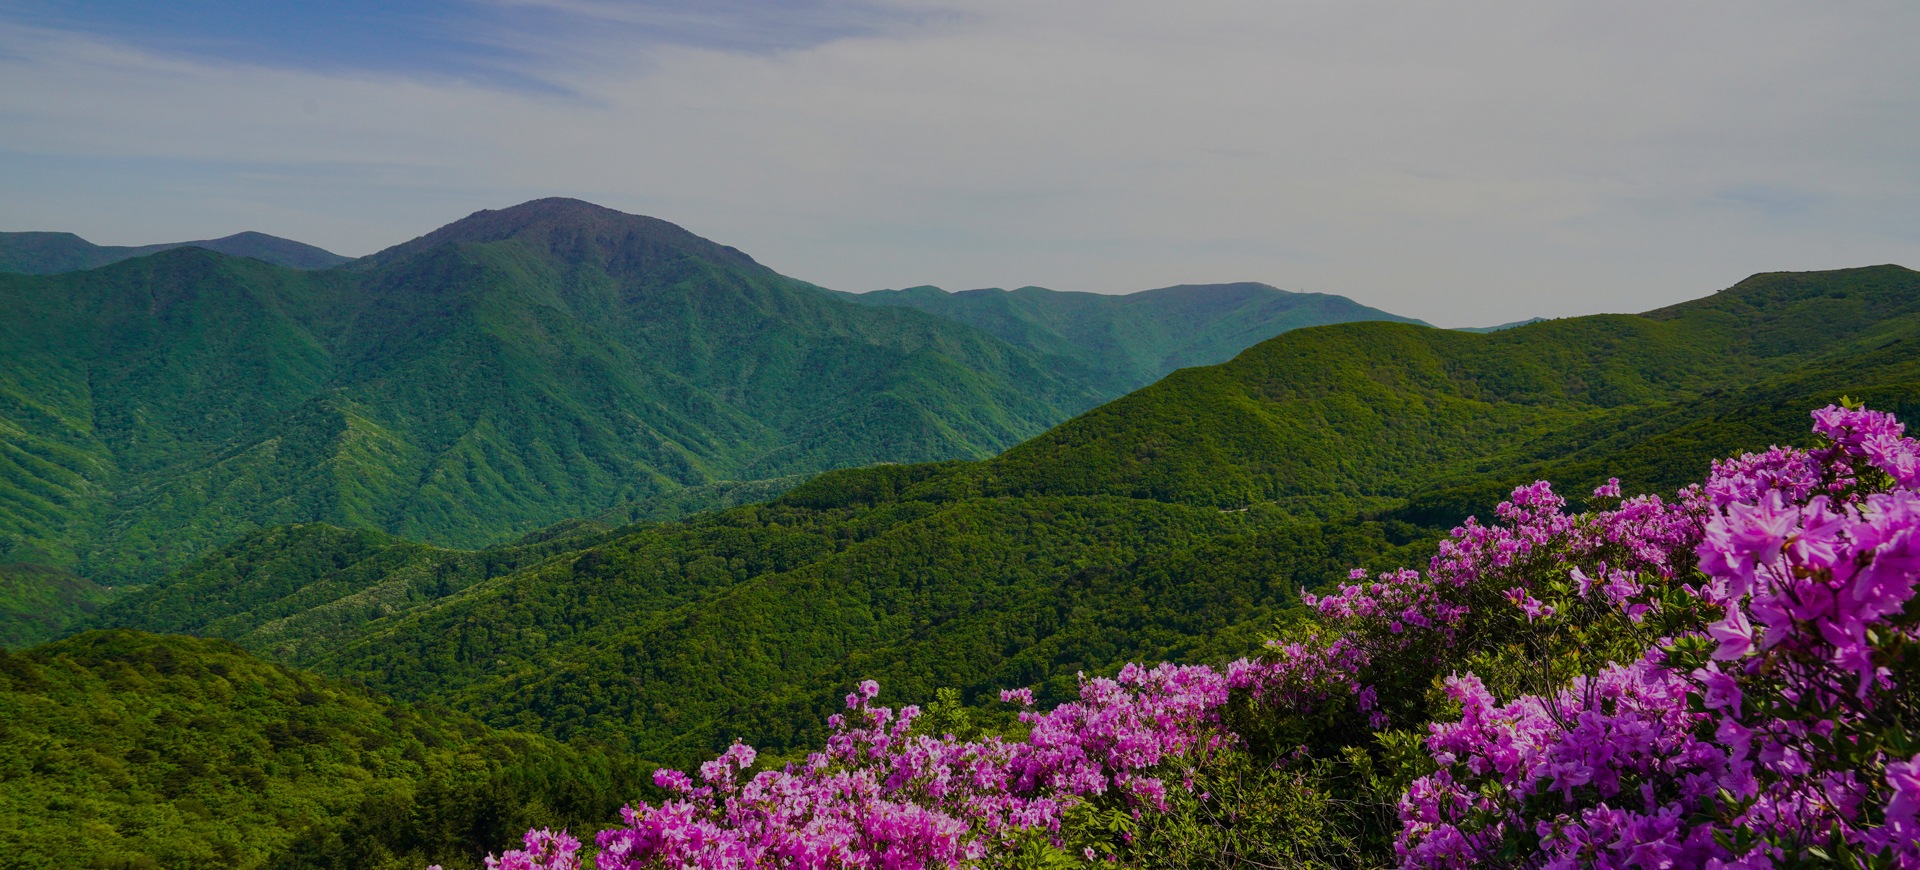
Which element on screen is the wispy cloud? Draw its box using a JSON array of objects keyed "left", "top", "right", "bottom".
[
  {"left": 479, "top": 0, "right": 944, "bottom": 53},
  {"left": 1, "top": 0, "right": 1916, "bottom": 326}
]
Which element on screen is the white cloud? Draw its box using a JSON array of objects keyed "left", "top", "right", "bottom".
[{"left": 1, "top": 0, "right": 1917, "bottom": 326}]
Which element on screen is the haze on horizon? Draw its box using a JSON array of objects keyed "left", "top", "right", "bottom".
[{"left": 0, "top": 0, "right": 1915, "bottom": 327}]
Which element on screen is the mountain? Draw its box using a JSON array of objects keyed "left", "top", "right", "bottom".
[
  {"left": 0, "top": 198, "right": 1129, "bottom": 608},
  {"left": 843, "top": 282, "right": 1429, "bottom": 393},
  {"left": 0, "top": 230, "right": 351, "bottom": 273},
  {"left": 0, "top": 630, "right": 644, "bottom": 869},
  {"left": 80, "top": 264, "right": 1920, "bottom": 768}
]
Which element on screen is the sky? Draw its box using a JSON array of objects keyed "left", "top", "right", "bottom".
[{"left": 1, "top": 1, "right": 1916, "bottom": 327}]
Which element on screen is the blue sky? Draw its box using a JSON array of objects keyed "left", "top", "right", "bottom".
[
  {"left": 1, "top": 0, "right": 1917, "bottom": 326},
  {"left": 0, "top": 0, "right": 913, "bottom": 88}
]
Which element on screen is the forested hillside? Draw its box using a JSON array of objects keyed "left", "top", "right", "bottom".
[
  {"left": 0, "top": 630, "right": 647, "bottom": 870},
  {"left": 844, "top": 282, "right": 1428, "bottom": 393}
]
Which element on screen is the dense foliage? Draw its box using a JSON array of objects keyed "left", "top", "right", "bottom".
[
  {"left": 311, "top": 495, "right": 1425, "bottom": 764},
  {"left": 479, "top": 403, "right": 1919, "bottom": 869},
  {"left": 0, "top": 630, "right": 649, "bottom": 870}
]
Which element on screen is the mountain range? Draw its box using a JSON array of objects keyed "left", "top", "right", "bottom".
[
  {"left": 0, "top": 198, "right": 1427, "bottom": 642},
  {"left": 0, "top": 230, "right": 352, "bottom": 274}
]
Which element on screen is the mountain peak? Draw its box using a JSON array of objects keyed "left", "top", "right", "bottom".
[
  {"left": 181, "top": 231, "right": 352, "bottom": 269},
  {"left": 363, "top": 198, "right": 765, "bottom": 274}
]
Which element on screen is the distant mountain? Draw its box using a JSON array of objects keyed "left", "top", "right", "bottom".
[
  {"left": 189, "top": 230, "right": 354, "bottom": 269},
  {"left": 843, "top": 282, "right": 1429, "bottom": 392},
  {"left": 1453, "top": 316, "right": 1548, "bottom": 333},
  {"left": 0, "top": 198, "right": 1106, "bottom": 594},
  {"left": 81, "top": 264, "right": 1920, "bottom": 768},
  {"left": 0, "top": 230, "right": 351, "bottom": 273}
]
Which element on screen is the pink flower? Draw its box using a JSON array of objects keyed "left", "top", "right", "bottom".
[
  {"left": 1706, "top": 608, "right": 1756, "bottom": 661},
  {"left": 1887, "top": 753, "right": 1920, "bottom": 827},
  {"left": 1693, "top": 667, "right": 1743, "bottom": 711}
]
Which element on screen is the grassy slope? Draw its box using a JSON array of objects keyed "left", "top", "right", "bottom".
[{"left": 0, "top": 630, "right": 641, "bottom": 870}]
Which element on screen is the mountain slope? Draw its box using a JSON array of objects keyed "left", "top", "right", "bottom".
[
  {"left": 0, "top": 199, "right": 1106, "bottom": 590},
  {"left": 844, "top": 282, "right": 1429, "bottom": 392},
  {"left": 0, "top": 230, "right": 351, "bottom": 274}
]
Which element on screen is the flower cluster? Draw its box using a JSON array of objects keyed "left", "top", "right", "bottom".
[
  {"left": 559, "top": 665, "right": 1250, "bottom": 869},
  {"left": 1400, "top": 660, "right": 1722, "bottom": 869},
  {"left": 1009, "top": 662, "right": 1233, "bottom": 808},
  {"left": 1815, "top": 404, "right": 1920, "bottom": 490},
  {"left": 1396, "top": 404, "right": 1920, "bottom": 870}
]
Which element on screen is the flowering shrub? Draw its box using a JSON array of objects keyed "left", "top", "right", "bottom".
[
  {"left": 469, "top": 402, "right": 1920, "bottom": 870},
  {"left": 1290, "top": 467, "right": 1708, "bottom": 739}
]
